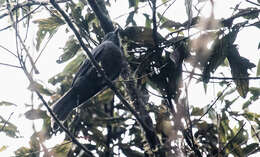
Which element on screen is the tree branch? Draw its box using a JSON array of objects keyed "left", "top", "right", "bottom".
[
  {"left": 183, "top": 70, "right": 260, "bottom": 80},
  {"left": 0, "top": 0, "right": 70, "bottom": 20},
  {"left": 0, "top": 112, "right": 14, "bottom": 132},
  {"left": 150, "top": 0, "right": 159, "bottom": 47},
  {"left": 0, "top": 62, "right": 21, "bottom": 68},
  {"left": 85, "top": 0, "right": 114, "bottom": 33},
  {"left": 6, "top": 0, "right": 94, "bottom": 156},
  {"left": 0, "top": 5, "right": 41, "bottom": 32}
]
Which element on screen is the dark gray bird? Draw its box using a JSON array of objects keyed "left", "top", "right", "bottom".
[{"left": 52, "top": 29, "right": 123, "bottom": 121}]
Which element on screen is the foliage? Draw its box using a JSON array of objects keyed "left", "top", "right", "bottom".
[{"left": 1, "top": 0, "right": 260, "bottom": 157}]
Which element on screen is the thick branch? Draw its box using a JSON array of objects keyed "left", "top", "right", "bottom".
[
  {"left": 85, "top": 0, "right": 114, "bottom": 33},
  {"left": 150, "top": 0, "right": 159, "bottom": 47}
]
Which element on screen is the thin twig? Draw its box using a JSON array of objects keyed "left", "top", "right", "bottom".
[
  {"left": 113, "top": 0, "right": 172, "bottom": 20},
  {"left": 86, "top": 0, "right": 114, "bottom": 33},
  {"left": 220, "top": 122, "right": 246, "bottom": 154},
  {"left": 149, "top": 0, "right": 159, "bottom": 47},
  {"left": 248, "top": 120, "right": 260, "bottom": 143},
  {"left": 0, "top": 44, "right": 17, "bottom": 57},
  {"left": 0, "top": 5, "right": 41, "bottom": 32},
  {"left": 6, "top": 1, "right": 40, "bottom": 74},
  {"left": 0, "top": 0, "right": 70, "bottom": 20},
  {"left": 183, "top": 70, "right": 260, "bottom": 80},
  {"left": 10, "top": 140, "right": 72, "bottom": 157},
  {"left": 245, "top": 0, "right": 260, "bottom": 6},
  {"left": 0, "top": 112, "right": 14, "bottom": 132},
  {"left": 197, "top": 83, "right": 231, "bottom": 122},
  {"left": 0, "top": 62, "right": 21, "bottom": 68},
  {"left": 157, "top": 0, "right": 176, "bottom": 26},
  {"left": 30, "top": 31, "right": 55, "bottom": 74}
]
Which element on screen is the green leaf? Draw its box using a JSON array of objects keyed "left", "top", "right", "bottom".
[
  {"left": 125, "top": 11, "right": 137, "bottom": 26},
  {"left": 97, "top": 89, "right": 114, "bottom": 104},
  {"left": 220, "top": 88, "right": 236, "bottom": 101},
  {"left": 123, "top": 26, "right": 164, "bottom": 46},
  {"left": 161, "top": 0, "right": 168, "bottom": 3},
  {"left": 243, "top": 143, "right": 259, "bottom": 155},
  {"left": 24, "top": 109, "right": 47, "bottom": 120},
  {"left": 0, "top": 122, "right": 19, "bottom": 138},
  {"left": 15, "top": 147, "right": 31, "bottom": 157},
  {"left": 242, "top": 100, "right": 251, "bottom": 109},
  {"left": 56, "top": 36, "right": 81, "bottom": 64},
  {"left": 184, "top": 0, "right": 193, "bottom": 26},
  {"left": 252, "top": 21, "right": 260, "bottom": 29},
  {"left": 29, "top": 133, "right": 40, "bottom": 153},
  {"left": 53, "top": 141, "right": 72, "bottom": 157},
  {"left": 256, "top": 59, "right": 260, "bottom": 76},
  {"left": 128, "top": 0, "right": 139, "bottom": 8},
  {"left": 0, "top": 145, "right": 7, "bottom": 152},
  {"left": 158, "top": 13, "right": 182, "bottom": 29},
  {"left": 0, "top": 101, "right": 17, "bottom": 106},
  {"left": 244, "top": 112, "right": 260, "bottom": 121},
  {"left": 120, "top": 143, "right": 144, "bottom": 157},
  {"left": 227, "top": 45, "right": 255, "bottom": 98},
  {"left": 202, "top": 28, "right": 240, "bottom": 83},
  {"left": 241, "top": 8, "right": 259, "bottom": 20},
  {"left": 28, "top": 81, "right": 54, "bottom": 96},
  {"left": 249, "top": 87, "right": 260, "bottom": 100},
  {"left": 48, "top": 53, "right": 85, "bottom": 85},
  {"left": 191, "top": 107, "right": 204, "bottom": 116},
  {"left": 33, "top": 15, "right": 65, "bottom": 50},
  {"left": 224, "top": 97, "right": 239, "bottom": 109},
  {"left": 143, "top": 13, "right": 151, "bottom": 28}
]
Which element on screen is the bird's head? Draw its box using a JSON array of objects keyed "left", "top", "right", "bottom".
[{"left": 102, "top": 28, "right": 121, "bottom": 47}]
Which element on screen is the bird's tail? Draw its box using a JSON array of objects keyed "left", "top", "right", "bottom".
[{"left": 52, "top": 88, "right": 77, "bottom": 121}]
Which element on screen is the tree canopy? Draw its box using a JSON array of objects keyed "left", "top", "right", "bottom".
[{"left": 0, "top": 0, "right": 260, "bottom": 157}]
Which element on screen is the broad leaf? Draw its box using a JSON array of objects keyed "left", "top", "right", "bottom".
[
  {"left": 125, "top": 11, "right": 137, "bottom": 26},
  {"left": 227, "top": 45, "right": 255, "bottom": 98},
  {"left": 256, "top": 59, "right": 260, "bottom": 76},
  {"left": 158, "top": 13, "right": 182, "bottom": 30},
  {"left": 203, "top": 27, "right": 239, "bottom": 83},
  {"left": 143, "top": 13, "right": 151, "bottom": 28},
  {"left": 28, "top": 81, "right": 54, "bottom": 96},
  {"left": 0, "top": 115, "right": 19, "bottom": 138},
  {"left": 122, "top": 26, "right": 164, "bottom": 46},
  {"left": 56, "top": 36, "right": 81, "bottom": 64},
  {"left": 184, "top": 0, "right": 193, "bottom": 27},
  {"left": 33, "top": 15, "right": 65, "bottom": 50},
  {"left": 24, "top": 109, "right": 47, "bottom": 120},
  {"left": 48, "top": 53, "right": 85, "bottom": 86},
  {"left": 129, "top": 0, "right": 139, "bottom": 9},
  {"left": 0, "top": 101, "right": 17, "bottom": 106},
  {"left": 0, "top": 145, "right": 7, "bottom": 152},
  {"left": 52, "top": 141, "right": 72, "bottom": 157},
  {"left": 243, "top": 143, "right": 259, "bottom": 155}
]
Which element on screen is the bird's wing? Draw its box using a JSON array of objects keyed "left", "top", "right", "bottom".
[{"left": 71, "top": 44, "right": 105, "bottom": 86}]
